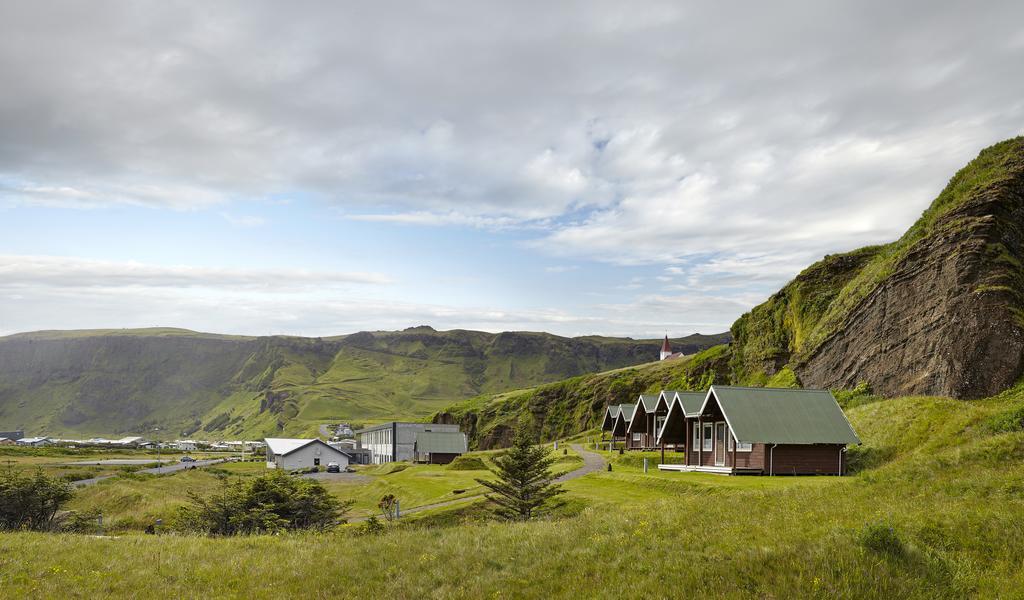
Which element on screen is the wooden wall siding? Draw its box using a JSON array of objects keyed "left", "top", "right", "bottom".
[
  {"left": 732, "top": 443, "right": 766, "bottom": 469},
  {"left": 770, "top": 444, "right": 843, "bottom": 475}
]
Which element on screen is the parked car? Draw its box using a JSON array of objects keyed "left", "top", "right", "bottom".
[
  {"left": 326, "top": 462, "right": 340, "bottom": 473},
  {"left": 180, "top": 456, "right": 196, "bottom": 463}
]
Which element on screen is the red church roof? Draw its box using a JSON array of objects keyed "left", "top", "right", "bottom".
[{"left": 661, "top": 335, "right": 671, "bottom": 353}]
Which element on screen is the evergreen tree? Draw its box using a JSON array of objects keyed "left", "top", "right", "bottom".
[{"left": 476, "top": 430, "right": 565, "bottom": 521}]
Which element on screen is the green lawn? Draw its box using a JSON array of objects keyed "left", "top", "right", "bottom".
[{"left": 4, "top": 389, "right": 1024, "bottom": 597}]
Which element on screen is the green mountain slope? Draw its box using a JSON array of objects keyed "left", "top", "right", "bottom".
[
  {"left": 0, "top": 327, "right": 728, "bottom": 438},
  {"left": 434, "top": 344, "right": 731, "bottom": 449}
]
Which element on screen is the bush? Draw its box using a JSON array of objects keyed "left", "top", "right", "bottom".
[
  {"left": 174, "top": 470, "right": 353, "bottom": 535},
  {"left": 859, "top": 522, "right": 904, "bottom": 557},
  {"left": 0, "top": 469, "right": 75, "bottom": 531},
  {"left": 357, "top": 515, "right": 386, "bottom": 536},
  {"left": 447, "top": 456, "right": 486, "bottom": 471},
  {"left": 58, "top": 508, "right": 103, "bottom": 533}
]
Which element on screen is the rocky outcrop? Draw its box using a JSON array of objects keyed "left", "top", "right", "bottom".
[
  {"left": 798, "top": 151, "right": 1024, "bottom": 398},
  {"left": 732, "top": 136, "right": 1024, "bottom": 399}
]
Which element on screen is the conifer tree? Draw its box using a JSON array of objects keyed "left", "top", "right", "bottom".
[{"left": 476, "top": 429, "right": 565, "bottom": 521}]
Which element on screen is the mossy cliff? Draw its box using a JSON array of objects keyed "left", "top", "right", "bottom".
[{"left": 731, "top": 136, "right": 1024, "bottom": 398}]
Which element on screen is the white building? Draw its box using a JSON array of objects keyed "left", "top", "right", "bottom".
[
  {"left": 264, "top": 438, "right": 350, "bottom": 470},
  {"left": 175, "top": 440, "right": 198, "bottom": 451},
  {"left": 355, "top": 422, "right": 463, "bottom": 465},
  {"left": 16, "top": 437, "right": 51, "bottom": 447}
]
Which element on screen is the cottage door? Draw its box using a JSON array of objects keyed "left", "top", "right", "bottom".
[{"left": 714, "top": 423, "right": 726, "bottom": 466}]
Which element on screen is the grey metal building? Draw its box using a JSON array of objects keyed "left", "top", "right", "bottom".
[{"left": 355, "top": 422, "right": 464, "bottom": 464}]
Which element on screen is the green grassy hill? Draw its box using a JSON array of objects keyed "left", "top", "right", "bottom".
[
  {"left": 434, "top": 344, "right": 732, "bottom": 448},
  {"left": 0, "top": 327, "right": 728, "bottom": 438},
  {"left": 4, "top": 381, "right": 1024, "bottom": 597}
]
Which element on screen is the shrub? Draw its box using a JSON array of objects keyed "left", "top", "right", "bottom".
[
  {"left": 174, "top": 470, "right": 353, "bottom": 535},
  {"left": 57, "top": 508, "right": 103, "bottom": 533},
  {"left": 859, "top": 522, "right": 904, "bottom": 557},
  {"left": 357, "top": 515, "right": 386, "bottom": 536},
  {"left": 0, "top": 469, "right": 75, "bottom": 531}
]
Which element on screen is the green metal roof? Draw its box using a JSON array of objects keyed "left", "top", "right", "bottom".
[
  {"left": 655, "top": 391, "right": 679, "bottom": 411},
  {"left": 706, "top": 386, "right": 861, "bottom": 445},
  {"left": 414, "top": 431, "right": 467, "bottom": 454},
  {"left": 611, "top": 404, "right": 635, "bottom": 435},
  {"left": 674, "top": 391, "right": 707, "bottom": 416},
  {"left": 637, "top": 394, "right": 659, "bottom": 413}
]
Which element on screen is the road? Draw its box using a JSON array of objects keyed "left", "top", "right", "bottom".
[
  {"left": 319, "top": 423, "right": 333, "bottom": 438},
  {"left": 346, "top": 443, "right": 606, "bottom": 522},
  {"left": 71, "top": 458, "right": 227, "bottom": 487}
]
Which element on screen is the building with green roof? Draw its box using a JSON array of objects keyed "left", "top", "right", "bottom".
[{"left": 657, "top": 386, "right": 860, "bottom": 475}]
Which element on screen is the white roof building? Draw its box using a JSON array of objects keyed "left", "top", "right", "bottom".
[
  {"left": 264, "top": 438, "right": 350, "bottom": 471},
  {"left": 17, "top": 437, "right": 51, "bottom": 446}
]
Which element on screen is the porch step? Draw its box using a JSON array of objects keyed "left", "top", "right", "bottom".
[{"left": 657, "top": 464, "right": 763, "bottom": 475}]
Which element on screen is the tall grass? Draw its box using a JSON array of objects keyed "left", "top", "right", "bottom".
[{"left": 3, "top": 390, "right": 1024, "bottom": 597}]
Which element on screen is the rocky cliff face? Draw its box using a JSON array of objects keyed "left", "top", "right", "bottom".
[{"left": 732, "top": 137, "right": 1024, "bottom": 399}]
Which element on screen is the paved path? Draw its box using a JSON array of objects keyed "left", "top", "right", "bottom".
[
  {"left": 556, "top": 444, "right": 606, "bottom": 482},
  {"left": 71, "top": 458, "right": 227, "bottom": 487},
  {"left": 318, "top": 423, "right": 333, "bottom": 438},
  {"left": 63, "top": 459, "right": 173, "bottom": 466}
]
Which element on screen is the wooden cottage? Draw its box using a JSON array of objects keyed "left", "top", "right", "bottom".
[
  {"left": 656, "top": 386, "right": 860, "bottom": 475},
  {"left": 624, "top": 394, "right": 660, "bottom": 450},
  {"left": 610, "top": 404, "right": 635, "bottom": 445}
]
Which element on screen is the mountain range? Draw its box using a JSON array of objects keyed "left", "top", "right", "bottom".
[{"left": 0, "top": 326, "right": 728, "bottom": 437}]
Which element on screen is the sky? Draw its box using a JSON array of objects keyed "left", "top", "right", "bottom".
[{"left": 1, "top": 1, "right": 1022, "bottom": 339}]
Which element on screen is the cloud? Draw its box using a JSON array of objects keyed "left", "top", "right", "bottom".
[
  {"left": 0, "top": 2, "right": 1022, "bottom": 336},
  {"left": 0, "top": 255, "right": 393, "bottom": 289},
  {"left": 0, "top": 276, "right": 739, "bottom": 339}
]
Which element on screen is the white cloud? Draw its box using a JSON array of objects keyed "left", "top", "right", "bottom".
[{"left": 0, "top": 255, "right": 394, "bottom": 289}]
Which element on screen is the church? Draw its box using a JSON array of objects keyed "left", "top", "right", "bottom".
[{"left": 659, "top": 335, "right": 684, "bottom": 361}]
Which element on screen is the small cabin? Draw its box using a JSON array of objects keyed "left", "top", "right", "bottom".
[{"left": 656, "top": 386, "right": 860, "bottom": 475}]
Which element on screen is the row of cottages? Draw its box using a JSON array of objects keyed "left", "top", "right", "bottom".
[
  {"left": 602, "top": 386, "right": 861, "bottom": 475},
  {"left": 601, "top": 390, "right": 705, "bottom": 451}
]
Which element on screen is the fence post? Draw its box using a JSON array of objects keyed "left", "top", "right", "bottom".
[{"left": 643, "top": 458, "right": 648, "bottom": 473}]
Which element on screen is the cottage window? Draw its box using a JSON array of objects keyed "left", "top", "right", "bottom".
[
  {"left": 692, "top": 423, "right": 700, "bottom": 451},
  {"left": 655, "top": 416, "right": 666, "bottom": 436},
  {"left": 702, "top": 423, "right": 713, "bottom": 451},
  {"left": 728, "top": 433, "right": 753, "bottom": 452},
  {"left": 632, "top": 433, "right": 641, "bottom": 442}
]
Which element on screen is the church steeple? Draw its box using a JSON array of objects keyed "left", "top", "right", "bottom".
[{"left": 660, "top": 335, "right": 672, "bottom": 361}]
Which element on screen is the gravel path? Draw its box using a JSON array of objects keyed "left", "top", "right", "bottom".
[{"left": 556, "top": 444, "right": 606, "bottom": 482}]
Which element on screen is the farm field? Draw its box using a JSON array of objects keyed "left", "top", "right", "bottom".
[{"left": 3, "top": 386, "right": 1024, "bottom": 597}]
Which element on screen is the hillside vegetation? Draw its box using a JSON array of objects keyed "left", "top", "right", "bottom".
[
  {"left": 434, "top": 345, "right": 731, "bottom": 449},
  {"left": 0, "top": 327, "right": 727, "bottom": 438},
  {"left": 731, "top": 136, "right": 1024, "bottom": 398},
  {"left": 4, "top": 383, "right": 1024, "bottom": 597}
]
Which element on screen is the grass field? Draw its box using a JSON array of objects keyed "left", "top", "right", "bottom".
[{"left": 3, "top": 387, "right": 1024, "bottom": 597}]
